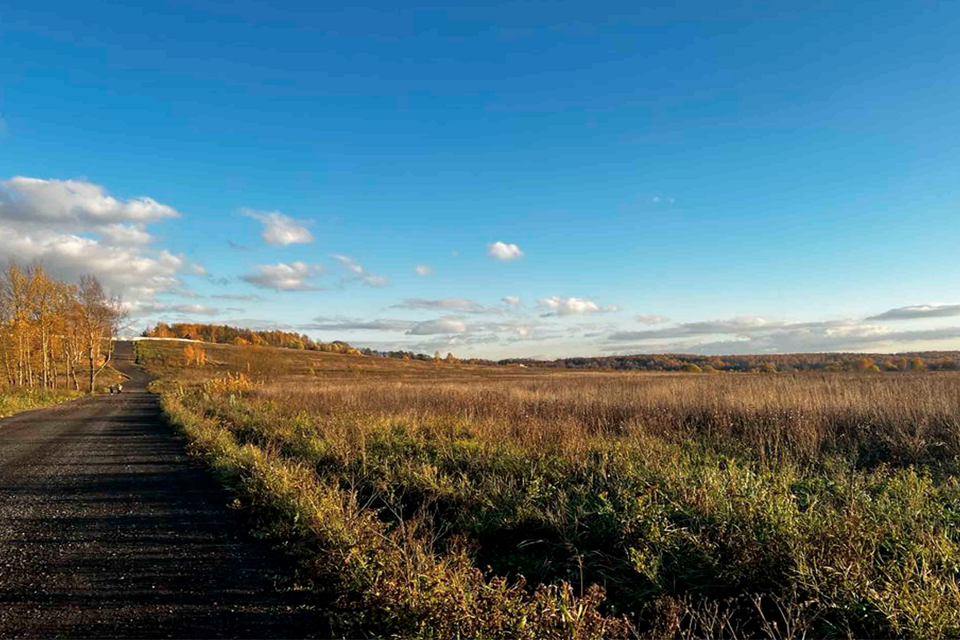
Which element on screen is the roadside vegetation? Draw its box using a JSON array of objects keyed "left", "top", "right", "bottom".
[
  {"left": 0, "top": 387, "right": 85, "bottom": 418},
  {"left": 142, "top": 339, "right": 960, "bottom": 638}
]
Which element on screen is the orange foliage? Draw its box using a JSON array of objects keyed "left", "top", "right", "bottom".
[{"left": 182, "top": 344, "right": 206, "bottom": 366}]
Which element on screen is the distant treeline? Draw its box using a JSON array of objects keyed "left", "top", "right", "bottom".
[
  {"left": 141, "top": 323, "right": 960, "bottom": 372},
  {"left": 498, "top": 352, "right": 960, "bottom": 372},
  {"left": 142, "top": 323, "right": 362, "bottom": 354}
]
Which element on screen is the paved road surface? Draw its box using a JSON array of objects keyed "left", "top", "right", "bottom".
[{"left": 0, "top": 342, "right": 322, "bottom": 638}]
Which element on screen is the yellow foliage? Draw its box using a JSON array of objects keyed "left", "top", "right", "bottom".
[
  {"left": 203, "top": 372, "right": 254, "bottom": 394},
  {"left": 182, "top": 344, "right": 207, "bottom": 366}
]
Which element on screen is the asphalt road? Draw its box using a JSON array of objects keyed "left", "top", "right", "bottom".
[{"left": 0, "top": 342, "right": 322, "bottom": 638}]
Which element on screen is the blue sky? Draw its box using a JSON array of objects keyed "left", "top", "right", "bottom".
[{"left": 2, "top": 1, "right": 959, "bottom": 358}]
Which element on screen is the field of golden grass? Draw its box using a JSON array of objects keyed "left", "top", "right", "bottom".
[{"left": 142, "top": 340, "right": 960, "bottom": 638}]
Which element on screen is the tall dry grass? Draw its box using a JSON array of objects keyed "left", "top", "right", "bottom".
[
  {"left": 145, "top": 339, "right": 960, "bottom": 637},
  {"left": 248, "top": 372, "right": 960, "bottom": 467}
]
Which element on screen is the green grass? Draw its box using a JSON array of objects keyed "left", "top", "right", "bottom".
[
  {"left": 143, "top": 340, "right": 960, "bottom": 638},
  {"left": 176, "top": 390, "right": 960, "bottom": 638},
  {"left": 0, "top": 387, "right": 85, "bottom": 418}
]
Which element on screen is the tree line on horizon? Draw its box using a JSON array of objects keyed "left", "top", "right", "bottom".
[
  {"left": 141, "top": 321, "right": 960, "bottom": 373},
  {"left": 500, "top": 351, "right": 960, "bottom": 372},
  {"left": 0, "top": 261, "right": 125, "bottom": 391},
  {"left": 142, "top": 322, "right": 363, "bottom": 355}
]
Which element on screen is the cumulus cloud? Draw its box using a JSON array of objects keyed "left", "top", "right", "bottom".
[
  {"left": 502, "top": 295, "right": 521, "bottom": 306},
  {"left": 240, "top": 261, "right": 325, "bottom": 291},
  {"left": 538, "top": 296, "right": 614, "bottom": 317},
  {"left": 0, "top": 229, "right": 185, "bottom": 301},
  {"left": 487, "top": 241, "right": 524, "bottom": 261},
  {"left": 100, "top": 223, "right": 153, "bottom": 244},
  {"left": 866, "top": 304, "right": 960, "bottom": 321},
  {"left": 392, "top": 298, "right": 503, "bottom": 314},
  {"left": 636, "top": 314, "right": 670, "bottom": 325},
  {"left": 1, "top": 177, "right": 179, "bottom": 228},
  {"left": 414, "top": 264, "right": 433, "bottom": 276},
  {"left": 406, "top": 317, "right": 468, "bottom": 335},
  {"left": 241, "top": 208, "right": 314, "bottom": 246},
  {"left": 0, "top": 176, "right": 197, "bottom": 306},
  {"left": 330, "top": 254, "right": 388, "bottom": 288}
]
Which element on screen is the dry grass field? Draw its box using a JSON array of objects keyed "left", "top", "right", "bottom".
[{"left": 141, "top": 340, "right": 960, "bottom": 638}]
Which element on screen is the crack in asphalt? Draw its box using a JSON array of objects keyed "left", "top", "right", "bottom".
[{"left": 0, "top": 342, "right": 325, "bottom": 638}]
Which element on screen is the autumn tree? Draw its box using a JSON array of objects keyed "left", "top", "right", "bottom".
[
  {"left": 182, "top": 343, "right": 206, "bottom": 366},
  {"left": 77, "top": 275, "right": 125, "bottom": 391},
  {"left": 0, "top": 261, "right": 123, "bottom": 391}
]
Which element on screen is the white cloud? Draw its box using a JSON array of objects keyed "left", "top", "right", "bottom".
[
  {"left": 330, "top": 254, "right": 388, "bottom": 288},
  {"left": 392, "top": 298, "right": 503, "bottom": 314},
  {"left": 635, "top": 314, "right": 670, "bottom": 325},
  {"left": 241, "top": 208, "right": 314, "bottom": 246},
  {"left": 476, "top": 319, "right": 561, "bottom": 342},
  {"left": 487, "top": 241, "right": 524, "bottom": 261},
  {"left": 502, "top": 295, "right": 521, "bottom": 306},
  {"left": 1, "top": 177, "right": 179, "bottom": 227},
  {"left": 0, "top": 176, "right": 199, "bottom": 307},
  {"left": 406, "top": 317, "right": 468, "bottom": 335},
  {"left": 210, "top": 293, "right": 262, "bottom": 302},
  {"left": 0, "top": 229, "right": 183, "bottom": 302},
  {"left": 609, "top": 316, "right": 776, "bottom": 341},
  {"left": 129, "top": 302, "right": 221, "bottom": 317},
  {"left": 601, "top": 314, "right": 960, "bottom": 354},
  {"left": 866, "top": 303, "right": 960, "bottom": 321},
  {"left": 538, "top": 296, "right": 611, "bottom": 316},
  {"left": 240, "top": 261, "right": 325, "bottom": 291},
  {"left": 415, "top": 264, "right": 433, "bottom": 276},
  {"left": 100, "top": 223, "right": 153, "bottom": 244},
  {"left": 217, "top": 318, "right": 295, "bottom": 331},
  {"left": 301, "top": 317, "right": 416, "bottom": 332}
]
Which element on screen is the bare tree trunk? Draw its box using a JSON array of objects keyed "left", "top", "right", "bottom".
[
  {"left": 88, "top": 339, "right": 96, "bottom": 392},
  {"left": 17, "top": 332, "right": 23, "bottom": 387},
  {"left": 25, "top": 340, "right": 33, "bottom": 388}
]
